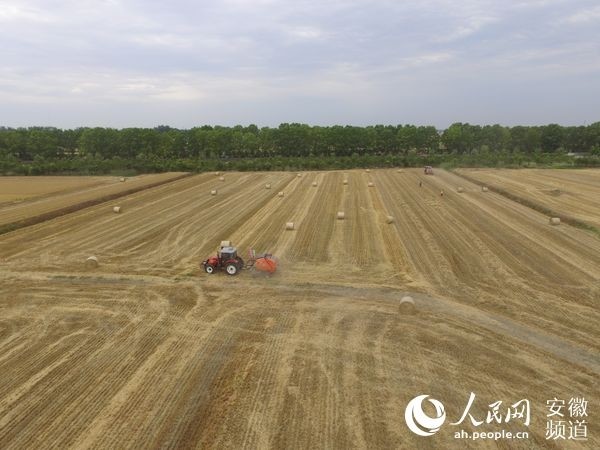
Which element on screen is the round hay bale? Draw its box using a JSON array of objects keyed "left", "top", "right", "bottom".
[
  {"left": 219, "top": 176, "right": 225, "bottom": 181},
  {"left": 368, "top": 182, "right": 374, "bottom": 187},
  {"left": 210, "top": 189, "right": 217, "bottom": 196},
  {"left": 549, "top": 217, "right": 561, "bottom": 225},
  {"left": 215, "top": 171, "right": 220, "bottom": 176},
  {"left": 312, "top": 181, "right": 318, "bottom": 187},
  {"left": 113, "top": 206, "right": 121, "bottom": 214},
  {"left": 278, "top": 191, "right": 284, "bottom": 197},
  {"left": 366, "top": 169, "right": 371, "bottom": 173},
  {"left": 457, "top": 187, "right": 464, "bottom": 193},
  {"left": 119, "top": 177, "right": 126, "bottom": 182},
  {"left": 482, "top": 186, "right": 489, "bottom": 192},
  {"left": 85, "top": 256, "right": 98, "bottom": 268},
  {"left": 343, "top": 179, "right": 348, "bottom": 185},
  {"left": 297, "top": 173, "right": 302, "bottom": 178},
  {"left": 397, "top": 170, "right": 404, "bottom": 173},
  {"left": 337, "top": 211, "right": 345, "bottom": 220},
  {"left": 386, "top": 215, "right": 394, "bottom": 224},
  {"left": 399, "top": 296, "right": 416, "bottom": 314},
  {"left": 285, "top": 222, "right": 295, "bottom": 230},
  {"left": 265, "top": 183, "right": 271, "bottom": 189}
]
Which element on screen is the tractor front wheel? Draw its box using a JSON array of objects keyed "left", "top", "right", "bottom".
[
  {"left": 205, "top": 264, "right": 215, "bottom": 274},
  {"left": 225, "top": 263, "right": 238, "bottom": 275}
]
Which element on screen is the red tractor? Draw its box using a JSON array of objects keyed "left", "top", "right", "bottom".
[
  {"left": 424, "top": 166, "right": 434, "bottom": 175},
  {"left": 202, "top": 241, "right": 277, "bottom": 276},
  {"left": 202, "top": 245, "right": 245, "bottom": 275}
]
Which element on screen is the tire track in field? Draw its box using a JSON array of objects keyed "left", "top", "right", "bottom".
[
  {"left": 71, "top": 287, "right": 230, "bottom": 448},
  {"left": 0, "top": 284, "right": 171, "bottom": 448},
  {"left": 287, "top": 172, "right": 341, "bottom": 262},
  {"left": 366, "top": 172, "right": 411, "bottom": 282},
  {"left": 237, "top": 311, "right": 295, "bottom": 449},
  {"left": 339, "top": 171, "right": 382, "bottom": 267}
]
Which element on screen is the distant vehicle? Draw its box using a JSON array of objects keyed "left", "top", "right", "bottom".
[{"left": 424, "top": 166, "right": 434, "bottom": 175}]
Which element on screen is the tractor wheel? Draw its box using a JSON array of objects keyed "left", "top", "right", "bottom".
[
  {"left": 205, "top": 265, "right": 215, "bottom": 274},
  {"left": 225, "top": 263, "right": 238, "bottom": 275}
]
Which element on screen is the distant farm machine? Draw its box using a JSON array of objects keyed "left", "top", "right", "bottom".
[
  {"left": 424, "top": 166, "right": 434, "bottom": 175},
  {"left": 202, "top": 241, "right": 277, "bottom": 276}
]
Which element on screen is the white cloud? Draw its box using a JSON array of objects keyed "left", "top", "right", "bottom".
[
  {"left": 565, "top": 5, "right": 600, "bottom": 23},
  {"left": 0, "top": 0, "right": 598, "bottom": 127},
  {"left": 0, "top": 2, "right": 54, "bottom": 23},
  {"left": 285, "top": 26, "right": 327, "bottom": 41}
]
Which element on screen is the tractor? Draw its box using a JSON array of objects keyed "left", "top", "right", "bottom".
[
  {"left": 424, "top": 166, "right": 434, "bottom": 175},
  {"left": 202, "top": 241, "right": 277, "bottom": 276},
  {"left": 202, "top": 245, "right": 245, "bottom": 275}
]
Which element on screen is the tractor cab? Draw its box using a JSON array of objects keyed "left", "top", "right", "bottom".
[{"left": 218, "top": 246, "right": 237, "bottom": 262}]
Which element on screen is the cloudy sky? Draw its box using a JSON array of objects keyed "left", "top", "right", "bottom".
[{"left": 0, "top": 0, "right": 598, "bottom": 128}]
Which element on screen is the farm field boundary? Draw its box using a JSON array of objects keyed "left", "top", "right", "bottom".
[
  {"left": 451, "top": 169, "right": 600, "bottom": 237},
  {"left": 0, "top": 173, "right": 192, "bottom": 236}
]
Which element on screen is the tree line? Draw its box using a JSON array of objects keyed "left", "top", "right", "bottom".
[{"left": 1, "top": 122, "right": 599, "bottom": 175}]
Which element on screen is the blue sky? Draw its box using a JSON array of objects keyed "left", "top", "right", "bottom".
[{"left": 0, "top": 0, "right": 598, "bottom": 128}]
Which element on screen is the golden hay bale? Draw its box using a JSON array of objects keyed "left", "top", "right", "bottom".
[
  {"left": 337, "top": 211, "right": 345, "bottom": 220},
  {"left": 278, "top": 191, "right": 284, "bottom": 197},
  {"left": 297, "top": 173, "right": 302, "bottom": 178},
  {"left": 312, "top": 181, "right": 318, "bottom": 187},
  {"left": 343, "top": 179, "right": 348, "bottom": 185},
  {"left": 85, "top": 256, "right": 98, "bottom": 268},
  {"left": 457, "top": 187, "right": 464, "bottom": 193},
  {"left": 366, "top": 169, "right": 371, "bottom": 173},
  {"left": 210, "top": 189, "right": 217, "bottom": 196},
  {"left": 399, "top": 296, "right": 416, "bottom": 314},
  {"left": 265, "top": 183, "right": 271, "bottom": 189},
  {"left": 119, "top": 177, "right": 126, "bottom": 182},
  {"left": 219, "top": 176, "right": 225, "bottom": 181},
  {"left": 215, "top": 171, "right": 220, "bottom": 176},
  {"left": 482, "top": 186, "right": 489, "bottom": 192},
  {"left": 113, "top": 206, "right": 121, "bottom": 214},
  {"left": 285, "top": 222, "right": 295, "bottom": 230},
  {"left": 386, "top": 215, "right": 394, "bottom": 224},
  {"left": 397, "top": 170, "right": 404, "bottom": 173},
  {"left": 368, "top": 182, "right": 374, "bottom": 187},
  {"left": 549, "top": 217, "right": 561, "bottom": 225}
]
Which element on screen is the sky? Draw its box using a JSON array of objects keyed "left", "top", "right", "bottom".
[{"left": 0, "top": 0, "right": 599, "bottom": 129}]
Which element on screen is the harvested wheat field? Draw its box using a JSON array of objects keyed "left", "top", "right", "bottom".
[
  {"left": 0, "top": 172, "right": 188, "bottom": 231},
  {"left": 0, "top": 169, "right": 598, "bottom": 449},
  {"left": 0, "top": 176, "right": 115, "bottom": 204},
  {"left": 455, "top": 168, "right": 600, "bottom": 229}
]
